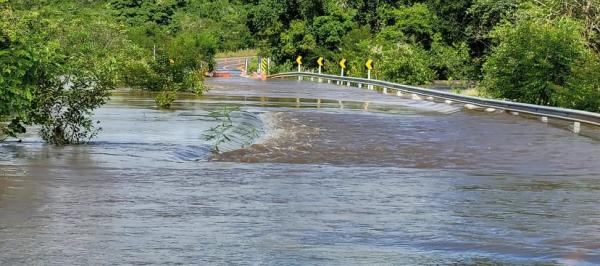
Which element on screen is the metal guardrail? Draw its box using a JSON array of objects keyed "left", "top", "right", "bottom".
[{"left": 269, "top": 72, "right": 600, "bottom": 129}]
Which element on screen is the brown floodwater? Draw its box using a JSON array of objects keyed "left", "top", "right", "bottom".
[{"left": 1, "top": 77, "right": 600, "bottom": 265}]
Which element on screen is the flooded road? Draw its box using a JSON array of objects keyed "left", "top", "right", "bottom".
[{"left": 2, "top": 78, "right": 600, "bottom": 265}]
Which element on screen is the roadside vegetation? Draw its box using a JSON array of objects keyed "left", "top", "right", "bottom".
[
  {"left": 248, "top": 0, "right": 600, "bottom": 112},
  {"left": 1, "top": 0, "right": 600, "bottom": 145},
  {"left": 0, "top": 0, "right": 231, "bottom": 143},
  {"left": 216, "top": 49, "right": 259, "bottom": 59}
]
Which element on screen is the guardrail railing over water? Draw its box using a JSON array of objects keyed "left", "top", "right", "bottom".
[{"left": 269, "top": 72, "right": 600, "bottom": 133}]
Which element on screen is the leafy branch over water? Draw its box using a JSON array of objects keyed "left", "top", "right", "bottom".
[{"left": 202, "top": 105, "right": 261, "bottom": 153}]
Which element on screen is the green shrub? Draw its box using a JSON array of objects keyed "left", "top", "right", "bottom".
[
  {"left": 168, "top": 31, "right": 217, "bottom": 71},
  {"left": 36, "top": 73, "right": 113, "bottom": 145},
  {"left": 1, "top": 8, "right": 52, "bottom": 139},
  {"left": 379, "top": 44, "right": 436, "bottom": 85},
  {"left": 202, "top": 105, "right": 260, "bottom": 153},
  {"left": 120, "top": 32, "right": 214, "bottom": 102},
  {"left": 429, "top": 38, "right": 474, "bottom": 80},
  {"left": 155, "top": 90, "right": 177, "bottom": 109},
  {"left": 483, "top": 18, "right": 591, "bottom": 106},
  {"left": 1, "top": 5, "right": 116, "bottom": 144},
  {"left": 184, "top": 70, "right": 207, "bottom": 95},
  {"left": 246, "top": 57, "right": 259, "bottom": 73},
  {"left": 122, "top": 60, "right": 162, "bottom": 91},
  {"left": 270, "top": 60, "right": 294, "bottom": 74},
  {"left": 554, "top": 54, "right": 600, "bottom": 112}
]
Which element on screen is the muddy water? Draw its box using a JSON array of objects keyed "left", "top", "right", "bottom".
[{"left": 1, "top": 78, "right": 600, "bottom": 265}]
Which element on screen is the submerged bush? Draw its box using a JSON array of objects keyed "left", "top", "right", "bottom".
[
  {"left": 122, "top": 44, "right": 211, "bottom": 109},
  {"left": 183, "top": 69, "right": 208, "bottom": 95},
  {"left": 36, "top": 75, "right": 112, "bottom": 145},
  {"left": 202, "top": 105, "right": 260, "bottom": 153},
  {"left": 1, "top": 4, "right": 117, "bottom": 144},
  {"left": 155, "top": 90, "right": 177, "bottom": 109},
  {"left": 122, "top": 60, "right": 161, "bottom": 91},
  {"left": 121, "top": 30, "right": 215, "bottom": 97}
]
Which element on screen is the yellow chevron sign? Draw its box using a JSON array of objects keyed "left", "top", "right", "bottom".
[
  {"left": 339, "top": 58, "right": 347, "bottom": 69},
  {"left": 296, "top": 56, "right": 303, "bottom": 65},
  {"left": 317, "top": 57, "right": 324, "bottom": 66},
  {"left": 365, "top": 59, "right": 374, "bottom": 70},
  {"left": 261, "top": 58, "right": 268, "bottom": 72}
]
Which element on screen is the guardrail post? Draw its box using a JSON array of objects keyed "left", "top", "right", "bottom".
[
  {"left": 368, "top": 69, "right": 373, "bottom": 90},
  {"left": 573, "top": 122, "right": 581, "bottom": 133},
  {"left": 318, "top": 65, "right": 322, "bottom": 83},
  {"left": 257, "top": 56, "right": 262, "bottom": 74}
]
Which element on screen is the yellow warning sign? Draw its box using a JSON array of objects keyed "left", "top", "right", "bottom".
[{"left": 339, "top": 58, "right": 347, "bottom": 69}]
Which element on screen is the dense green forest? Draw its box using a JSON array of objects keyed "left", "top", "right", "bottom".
[{"left": 1, "top": 0, "right": 600, "bottom": 143}]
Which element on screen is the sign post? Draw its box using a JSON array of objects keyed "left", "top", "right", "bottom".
[
  {"left": 339, "top": 58, "right": 347, "bottom": 85},
  {"left": 317, "top": 57, "right": 324, "bottom": 83},
  {"left": 244, "top": 58, "right": 249, "bottom": 75},
  {"left": 257, "top": 56, "right": 262, "bottom": 74},
  {"left": 296, "top": 56, "right": 303, "bottom": 81},
  {"left": 365, "top": 59, "right": 374, "bottom": 90}
]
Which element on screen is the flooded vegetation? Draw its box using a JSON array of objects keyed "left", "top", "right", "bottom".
[
  {"left": 3, "top": 0, "right": 600, "bottom": 264},
  {"left": 2, "top": 78, "right": 600, "bottom": 265}
]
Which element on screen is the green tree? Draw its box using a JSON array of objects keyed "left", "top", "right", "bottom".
[
  {"left": 428, "top": 38, "right": 473, "bottom": 80},
  {"left": 380, "top": 44, "right": 436, "bottom": 85},
  {"left": 0, "top": 6, "right": 55, "bottom": 138},
  {"left": 111, "top": 0, "right": 186, "bottom": 26},
  {"left": 1, "top": 1, "right": 120, "bottom": 144},
  {"left": 483, "top": 18, "right": 593, "bottom": 106},
  {"left": 466, "top": 0, "right": 521, "bottom": 59},
  {"left": 533, "top": 0, "right": 600, "bottom": 53},
  {"left": 554, "top": 53, "right": 600, "bottom": 112},
  {"left": 280, "top": 20, "right": 317, "bottom": 62},
  {"left": 381, "top": 3, "right": 439, "bottom": 48},
  {"left": 312, "top": 15, "right": 354, "bottom": 50}
]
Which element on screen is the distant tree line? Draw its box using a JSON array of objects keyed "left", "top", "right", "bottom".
[
  {"left": 245, "top": 0, "right": 600, "bottom": 112},
  {"left": 1, "top": 0, "right": 600, "bottom": 144}
]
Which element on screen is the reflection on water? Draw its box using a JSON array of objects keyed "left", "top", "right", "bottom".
[{"left": 1, "top": 78, "right": 600, "bottom": 265}]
